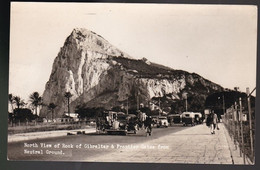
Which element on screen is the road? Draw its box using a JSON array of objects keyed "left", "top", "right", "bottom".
[{"left": 8, "top": 124, "right": 189, "bottom": 161}]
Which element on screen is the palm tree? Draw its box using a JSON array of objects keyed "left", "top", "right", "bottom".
[
  {"left": 8, "top": 94, "right": 14, "bottom": 112},
  {"left": 29, "top": 92, "right": 42, "bottom": 115},
  {"left": 64, "top": 92, "right": 73, "bottom": 117},
  {"left": 13, "top": 96, "right": 26, "bottom": 109},
  {"left": 48, "top": 103, "right": 57, "bottom": 122},
  {"left": 182, "top": 92, "right": 188, "bottom": 112}
]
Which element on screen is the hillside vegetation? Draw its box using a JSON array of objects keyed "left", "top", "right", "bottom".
[{"left": 113, "top": 56, "right": 189, "bottom": 79}]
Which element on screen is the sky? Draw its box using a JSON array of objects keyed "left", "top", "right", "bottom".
[{"left": 9, "top": 2, "right": 257, "bottom": 102}]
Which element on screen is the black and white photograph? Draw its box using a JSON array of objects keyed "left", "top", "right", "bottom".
[{"left": 7, "top": 2, "right": 257, "bottom": 165}]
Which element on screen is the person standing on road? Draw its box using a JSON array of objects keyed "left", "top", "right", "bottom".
[
  {"left": 144, "top": 116, "right": 153, "bottom": 136},
  {"left": 211, "top": 110, "right": 218, "bottom": 134},
  {"left": 216, "top": 114, "right": 220, "bottom": 130}
]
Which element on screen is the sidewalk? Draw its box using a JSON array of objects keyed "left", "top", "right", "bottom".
[
  {"left": 87, "top": 123, "right": 246, "bottom": 164},
  {"left": 8, "top": 128, "right": 96, "bottom": 143}
]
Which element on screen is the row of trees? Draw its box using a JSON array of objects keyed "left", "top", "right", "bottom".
[
  {"left": 8, "top": 92, "right": 42, "bottom": 123},
  {"left": 8, "top": 91, "right": 74, "bottom": 123},
  {"left": 10, "top": 89, "right": 248, "bottom": 123}
]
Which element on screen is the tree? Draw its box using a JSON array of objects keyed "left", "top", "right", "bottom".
[
  {"left": 234, "top": 87, "right": 240, "bottom": 91},
  {"left": 75, "top": 104, "right": 87, "bottom": 120},
  {"left": 94, "top": 107, "right": 105, "bottom": 118},
  {"left": 64, "top": 91, "right": 73, "bottom": 117},
  {"left": 13, "top": 108, "right": 34, "bottom": 122},
  {"left": 182, "top": 92, "right": 188, "bottom": 112},
  {"left": 140, "top": 107, "right": 152, "bottom": 116},
  {"left": 170, "top": 100, "right": 185, "bottom": 114},
  {"left": 8, "top": 94, "right": 14, "bottom": 113},
  {"left": 48, "top": 103, "right": 57, "bottom": 121},
  {"left": 75, "top": 105, "right": 105, "bottom": 120},
  {"left": 205, "top": 91, "right": 250, "bottom": 115},
  {"left": 29, "top": 92, "right": 42, "bottom": 115},
  {"left": 13, "top": 96, "right": 26, "bottom": 109},
  {"left": 111, "top": 106, "right": 126, "bottom": 113}
]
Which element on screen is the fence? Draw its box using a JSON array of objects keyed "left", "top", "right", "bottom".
[
  {"left": 222, "top": 88, "right": 255, "bottom": 164},
  {"left": 8, "top": 120, "right": 95, "bottom": 135}
]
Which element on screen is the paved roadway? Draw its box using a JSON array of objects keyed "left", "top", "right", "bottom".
[
  {"left": 8, "top": 124, "right": 189, "bottom": 161},
  {"left": 86, "top": 123, "right": 247, "bottom": 164}
]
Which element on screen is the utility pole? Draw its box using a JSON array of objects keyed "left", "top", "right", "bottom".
[
  {"left": 235, "top": 102, "right": 241, "bottom": 154},
  {"left": 246, "top": 87, "right": 254, "bottom": 160},
  {"left": 239, "top": 97, "right": 245, "bottom": 164}
]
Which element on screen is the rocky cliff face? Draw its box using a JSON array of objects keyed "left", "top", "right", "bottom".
[{"left": 40, "top": 28, "right": 223, "bottom": 117}]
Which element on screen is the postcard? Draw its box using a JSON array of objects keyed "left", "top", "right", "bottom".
[{"left": 8, "top": 2, "right": 257, "bottom": 164}]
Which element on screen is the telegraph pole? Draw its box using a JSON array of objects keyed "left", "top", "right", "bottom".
[
  {"left": 246, "top": 87, "right": 254, "bottom": 160},
  {"left": 239, "top": 97, "right": 245, "bottom": 164},
  {"left": 235, "top": 102, "right": 241, "bottom": 155}
]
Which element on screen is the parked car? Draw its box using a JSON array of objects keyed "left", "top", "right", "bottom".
[
  {"left": 181, "top": 112, "right": 195, "bottom": 126},
  {"left": 194, "top": 112, "right": 203, "bottom": 124},
  {"left": 168, "top": 114, "right": 182, "bottom": 124},
  {"left": 156, "top": 116, "right": 169, "bottom": 128}
]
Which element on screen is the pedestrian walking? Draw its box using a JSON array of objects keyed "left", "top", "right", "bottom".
[
  {"left": 137, "top": 110, "right": 147, "bottom": 129},
  {"left": 216, "top": 114, "right": 220, "bottom": 130},
  {"left": 206, "top": 110, "right": 218, "bottom": 134},
  {"left": 144, "top": 116, "right": 153, "bottom": 136},
  {"left": 211, "top": 110, "right": 218, "bottom": 134}
]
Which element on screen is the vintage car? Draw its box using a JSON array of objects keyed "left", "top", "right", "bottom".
[
  {"left": 96, "top": 111, "right": 139, "bottom": 135},
  {"left": 156, "top": 116, "right": 169, "bottom": 128},
  {"left": 125, "top": 114, "right": 140, "bottom": 134},
  {"left": 181, "top": 112, "right": 196, "bottom": 126},
  {"left": 194, "top": 112, "right": 203, "bottom": 124},
  {"left": 167, "top": 114, "right": 182, "bottom": 124}
]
